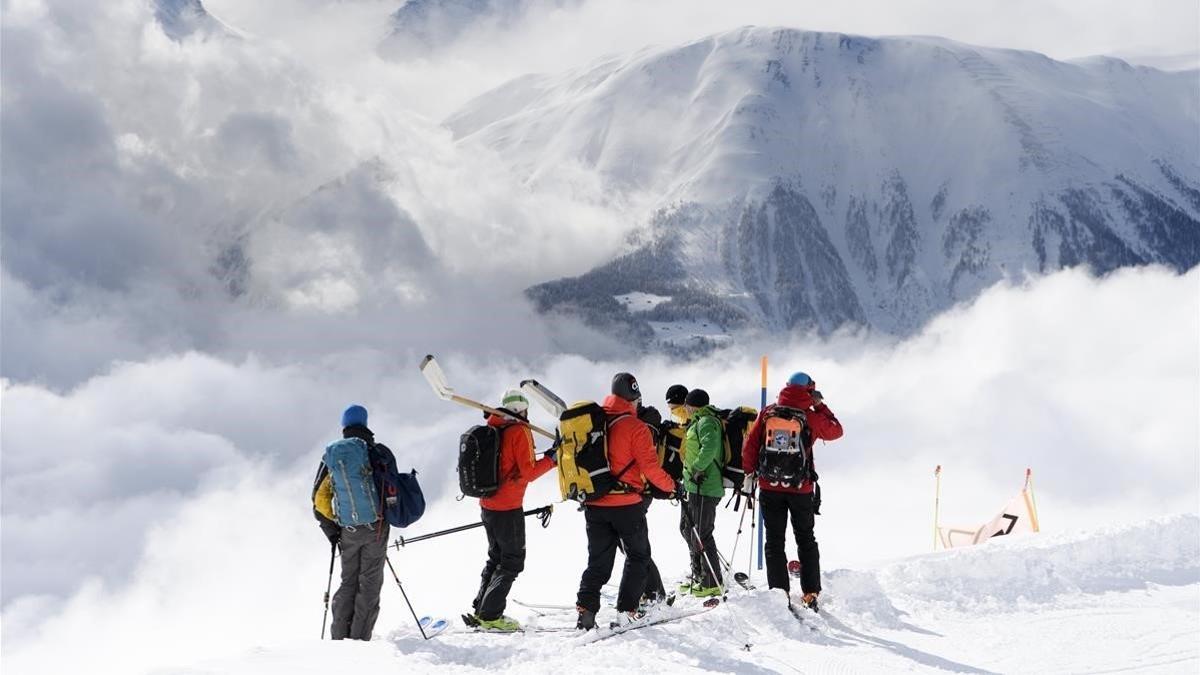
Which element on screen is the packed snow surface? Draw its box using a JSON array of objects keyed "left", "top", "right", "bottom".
[{"left": 187, "top": 514, "right": 1198, "bottom": 674}]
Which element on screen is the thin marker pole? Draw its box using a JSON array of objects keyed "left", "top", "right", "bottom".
[
  {"left": 933, "top": 465, "right": 942, "bottom": 551},
  {"left": 757, "top": 356, "right": 767, "bottom": 571}
]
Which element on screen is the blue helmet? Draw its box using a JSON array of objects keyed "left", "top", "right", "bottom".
[
  {"left": 787, "top": 372, "right": 813, "bottom": 387},
  {"left": 341, "top": 404, "right": 368, "bottom": 428}
]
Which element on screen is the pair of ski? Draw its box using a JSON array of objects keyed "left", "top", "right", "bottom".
[
  {"left": 512, "top": 597, "right": 722, "bottom": 642},
  {"left": 418, "top": 356, "right": 567, "bottom": 436}
]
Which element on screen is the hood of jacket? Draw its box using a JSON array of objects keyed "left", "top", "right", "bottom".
[
  {"left": 602, "top": 394, "right": 638, "bottom": 418},
  {"left": 777, "top": 384, "right": 816, "bottom": 410}
]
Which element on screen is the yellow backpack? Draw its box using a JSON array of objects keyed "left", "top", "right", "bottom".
[{"left": 557, "top": 401, "right": 634, "bottom": 503}]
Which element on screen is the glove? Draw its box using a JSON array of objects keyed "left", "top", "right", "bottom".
[
  {"left": 672, "top": 480, "right": 686, "bottom": 500},
  {"left": 811, "top": 390, "right": 824, "bottom": 407},
  {"left": 544, "top": 448, "right": 557, "bottom": 464},
  {"left": 319, "top": 519, "right": 340, "bottom": 546},
  {"left": 741, "top": 473, "right": 756, "bottom": 496},
  {"left": 691, "top": 470, "right": 706, "bottom": 486}
]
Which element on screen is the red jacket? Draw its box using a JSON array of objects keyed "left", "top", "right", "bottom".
[
  {"left": 742, "top": 384, "right": 843, "bottom": 494},
  {"left": 480, "top": 414, "right": 555, "bottom": 511},
  {"left": 589, "top": 395, "right": 676, "bottom": 507}
]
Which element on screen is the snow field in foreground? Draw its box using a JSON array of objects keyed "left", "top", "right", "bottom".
[{"left": 186, "top": 514, "right": 1199, "bottom": 674}]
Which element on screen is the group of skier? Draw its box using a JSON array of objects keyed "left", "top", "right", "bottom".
[{"left": 312, "top": 368, "right": 842, "bottom": 639}]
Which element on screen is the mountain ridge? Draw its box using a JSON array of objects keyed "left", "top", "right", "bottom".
[{"left": 446, "top": 26, "right": 1200, "bottom": 348}]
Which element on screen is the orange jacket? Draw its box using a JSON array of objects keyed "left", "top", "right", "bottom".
[
  {"left": 589, "top": 395, "right": 676, "bottom": 507},
  {"left": 480, "top": 413, "right": 555, "bottom": 511}
]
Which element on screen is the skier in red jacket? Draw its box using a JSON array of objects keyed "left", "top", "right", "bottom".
[
  {"left": 470, "top": 390, "right": 555, "bottom": 632},
  {"left": 742, "top": 372, "right": 843, "bottom": 613},
  {"left": 575, "top": 373, "right": 678, "bottom": 630}
]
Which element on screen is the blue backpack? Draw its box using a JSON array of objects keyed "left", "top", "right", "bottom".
[
  {"left": 370, "top": 443, "right": 426, "bottom": 528},
  {"left": 323, "top": 438, "right": 380, "bottom": 527}
]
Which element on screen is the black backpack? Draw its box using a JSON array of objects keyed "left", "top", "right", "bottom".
[
  {"left": 458, "top": 425, "right": 505, "bottom": 498},
  {"left": 716, "top": 407, "right": 758, "bottom": 488},
  {"left": 757, "top": 406, "right": 811, "bottom": 488},
  {"left": 657, "top": 420, "right": 685, "bottom": 482}
]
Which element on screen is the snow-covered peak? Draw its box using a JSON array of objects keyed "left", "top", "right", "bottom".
[
  {"left": 448, "top": 26, "right": 1200, "bottom": 346},
  {"left": 449, "top": 26, "right": 1196, "bottom": 205}
]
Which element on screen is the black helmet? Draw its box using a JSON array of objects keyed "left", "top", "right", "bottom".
[
  {"left": 665, "top": 384, "right": 689, "bottom": 406},
  {"left": 612, "top": 372, "right": 641, "bottom": 402}
]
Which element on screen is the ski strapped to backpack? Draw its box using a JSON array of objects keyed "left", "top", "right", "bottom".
[
  {"left": 758, "top": 406, "right": 812, "bottom": 488},
  {"left": 556, "top": 402, "right": 638, "bottom": 503}
]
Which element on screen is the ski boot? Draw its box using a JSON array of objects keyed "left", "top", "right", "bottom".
[
  {"left": 609, "top": 609, "right": 648, "bottom": 630},
  {"left": 475, "top": 615, "right": 521, "bottom": 632},
  {"left": 692, "top": 585, "right": 722, "bottom": 599},
  {"left": 801, "top": 592, "right": 819, "bottom": 614},
  {"left": 575, "top": 605, "right": 596, "bottom": 631}
]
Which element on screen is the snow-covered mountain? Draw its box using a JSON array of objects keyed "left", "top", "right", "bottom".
[{"left": 448, "top": 27, "right": 1200, "bottom": 348}]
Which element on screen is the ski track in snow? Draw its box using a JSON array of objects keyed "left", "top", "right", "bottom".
[{"left": 186, "top": 515, "right": 1199, "bottom": 674}]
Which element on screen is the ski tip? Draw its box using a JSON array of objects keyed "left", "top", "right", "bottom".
[{"left": 419, "top": 354, "right": 434, "bottom": 366}]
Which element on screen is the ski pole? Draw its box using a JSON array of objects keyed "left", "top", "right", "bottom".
[
  {"left": 385, "top": 555, "right": 432, "bottom": 640},
  {"left": 725, "top": 484, "right": 754, "bottom": 582},
  {"left": 320, "top": 541, "right": 336, "bottom": 639},
  {"left": 681, "top": 494, "right": 753, "bottom": 651},
  {"left": 680, "top": 493, "right": 728, "bottom": 596},
  {"left": 392, "top": 504, "right": 553, "bottom": 549}
]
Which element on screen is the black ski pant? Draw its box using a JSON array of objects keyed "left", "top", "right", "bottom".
[
  {"left": 682, "top": 492, "right": 723, "bottom": 588},
  {"left": 576, "top": 502, "right": 652, "bottom": 613},
  {"left": 678, "top": 500, "right": 700, "bottom": 583},
  {"left": 760, "top": 489, "right": 821, "bottom": 594},
  {"left": 640, "top": 496, "right": 665, "bottom": 601},
  {"left": 473, "top": 507, "right": 526, "bottom": 620},
  {"left": 331, "top": 520, "right": 389, "bottom": 640}
]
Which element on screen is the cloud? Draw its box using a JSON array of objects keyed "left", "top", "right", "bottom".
[
  {"left": 2, "top": 265, "right": 1197, "bottom": 672},
  {"left": 1, "top": 0, "right": 633, "bottom": 387}
]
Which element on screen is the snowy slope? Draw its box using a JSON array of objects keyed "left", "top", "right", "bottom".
[
  {"left": 182, "top": 514, "right": 1198, "bottom": 674},
  {"left": 446, "top": 27, "right": 1200, "bottom": 346}
]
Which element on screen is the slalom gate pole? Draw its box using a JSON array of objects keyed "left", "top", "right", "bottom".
[
  {"left": 757, "top": 355, "right": 767, "bottom": 571},
  {"left": 1024, "top": 468, "right": 1041, "bottom": 532},
  {"left": 385, "top": 555, "right": 430, "bottom": 640},
  {"left": 320, "top": 541, "right": 336, "bottom": 639},
  {"left": 933, "top": 465, "right": 942, "bottom": 551},
  {"left": 392, "top": 505, "right": 553, "bottom": 549}
]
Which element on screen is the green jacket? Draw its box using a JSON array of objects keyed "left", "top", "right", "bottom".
[{"left": 682, "top": 406, "right": 725, "bottom": 498}]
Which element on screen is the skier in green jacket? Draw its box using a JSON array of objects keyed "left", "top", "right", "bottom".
[{"left": 680, "top": 388, "right": 725, "bottom": 597}]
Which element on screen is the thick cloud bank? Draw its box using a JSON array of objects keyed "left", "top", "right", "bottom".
[{"left": 2, "top": 265, "right": 1197, "bottom": 673}]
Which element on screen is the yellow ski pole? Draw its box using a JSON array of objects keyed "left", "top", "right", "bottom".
[{"left": 933, "top": 465, "right": 942, "bottom": 551}]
